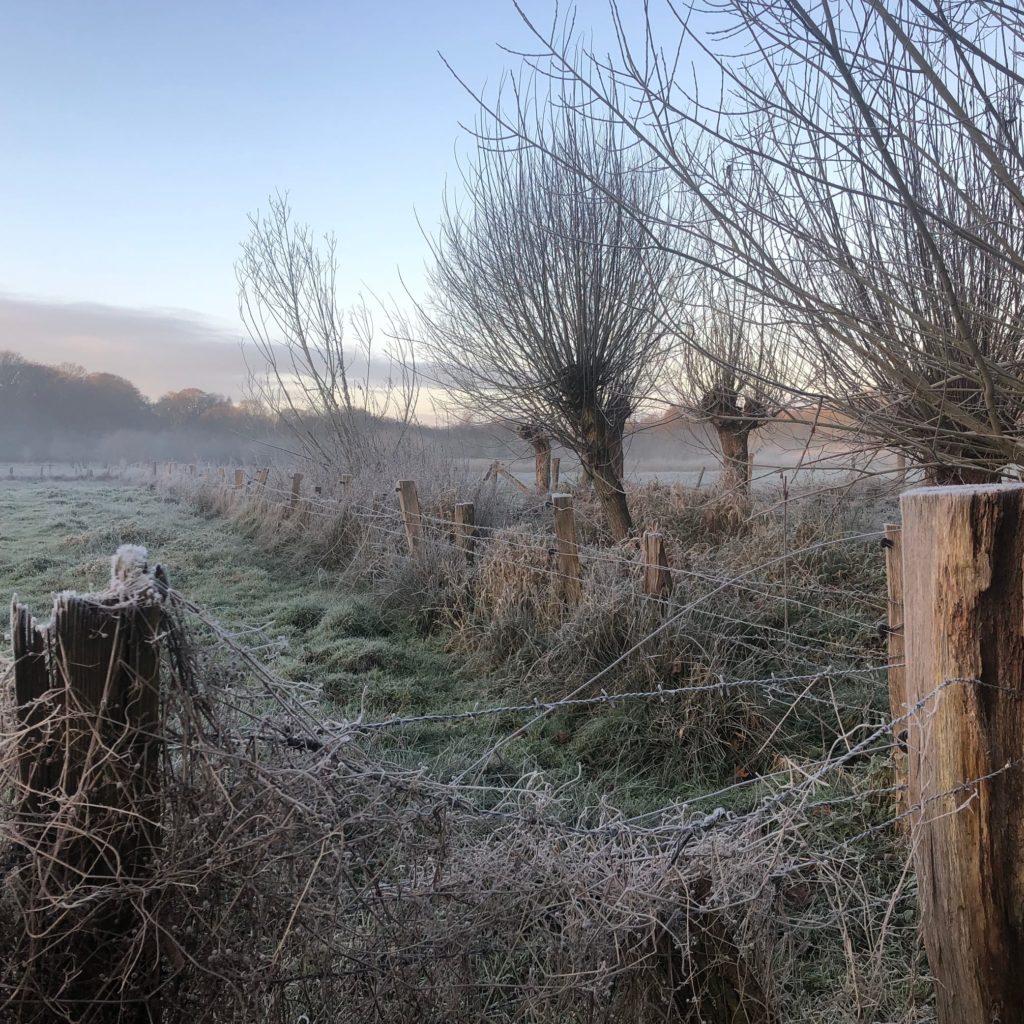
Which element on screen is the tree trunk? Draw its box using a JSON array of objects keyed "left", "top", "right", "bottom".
[
  {"left": 579, "top": 406, "right": 633, "bottom": 540},
  {"left": 531, "top": 435, "right": 552, "bottom": 493},
  {"left": 591, "top": 464, "right": 633, "bottom": 541},
  {"left": 11, "top": 554, "right": 165, "bottom": 1023},
  {"left": 609, "top": 429, "right": 625, "bottom": 481},
  {"left": 717, "top": 426, "right": 751, "bottom": 497},
  {"left": 516, "top": 424, "right": 553, "bottom": 493}
]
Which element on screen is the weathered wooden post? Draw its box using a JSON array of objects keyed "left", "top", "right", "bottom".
[
  {"left": 234, "top": 468, "right": 245, "bottom": 490},
  {"left": 396, "top": 480, "right": 423, "bottom": 553},
  {"left": 11, "top": 601, "right": 52, "bottom": 822},
  {"left": 695, "top": 466, "right": 706, "bottom": 489},
  {"left": 642, "top": 531, "right": 673, "bottom": 598},
  {"left": 340, "top": 474, "right": 353, "bottom": 497},
  {"left": 883, "top": 523, "right": 906, "bottom": 798},
  {"left": 290, "top": 472, "right": 303, "bottom": 508},
  {"left": 10, "top": 548, "right": 166, "bottom": 1021},
  {"left": 495, "top": 462, "right": 531, "bottom": 496},
  {"left": 552, "top": 493, "right": 582, "bottom": 604},
  {"left": 901, "top": 483, "right": 1024, "bottom": 1023},
  {"left": 551, "top": 457, "right": 560, "bottom": 489},
  {"left": 454, "top": 502, "right": 476, "bottom": 556}
]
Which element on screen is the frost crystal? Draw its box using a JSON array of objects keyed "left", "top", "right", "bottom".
[{"left": 111, "top": 544, "right": 150, "bottom": 584}]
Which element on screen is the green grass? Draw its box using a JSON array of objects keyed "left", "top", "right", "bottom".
[{"left": 0, "top": 480, "right": 465, "bottom": 732}]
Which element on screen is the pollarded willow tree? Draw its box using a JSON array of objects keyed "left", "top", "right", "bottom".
[
  {"left": 420, "top": 96, "right": 680, "bottom": 539},
  {"left": 493, "top": 1, "right": 1024, "bottom": 484},
  {"left": 673, "top": 292, "right": 792, "bottom": 496}
]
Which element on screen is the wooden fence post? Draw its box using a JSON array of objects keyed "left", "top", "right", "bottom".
[
  {"left": 11, "top": 551, "right": 165, "bottom": 1021},
  {"left": 11, "top": 603, "right": 52, "bottom": 822},
  {"left": 290, "top": 472, "right": 303, "bottom": 507},
  {"left": 340, "top": 474, "right": 353, "bottom": 497},
  {"left": 551, "top": 457, "right": 560, "bottom": 489},
  {"left": 234, "top": 468, "right": 245, "bottom": 490},
  {"left": 901, "top": 483, "right": 1024, "bottom": 1024},
  {"left": 396, "top": 480, "right": 423, "bottom": 553},
  {"left": 255, "top": 467, "right": 269, "bottom": 492},
  {"left": 454, "top": 502, "right": 476, "bottom": 556},
  {"left": 552, "top": 494, "right": 582, "bottom": 604},
  {"left": 883, "top": 523, "right": 906, "bottom": 801},
  {"left": 642, "top": 531, "right": 673, "bottom": 598},
  {"left": 495, "top": 462, "right": 531, "bottom": 496},
  {"left": 696, "top": 466, "right": 706, "bottom": 489}
]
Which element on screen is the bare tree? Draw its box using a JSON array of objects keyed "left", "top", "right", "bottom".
[
  {"left": 487, "top": 1, "right": 1024, "bottom": 483},
  {"left": 237, "top": 194, "right": 419, "bottom": 475},
  {"left": 420, "top": 97, "right": 679, "bottom": 539},
  {"left": 673, "top": 292, "right": 792, "bottom": 496}
]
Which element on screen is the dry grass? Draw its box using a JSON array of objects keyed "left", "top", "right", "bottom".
[{"left": 0, "top": 569, "right": 926, "bottom": 1023}]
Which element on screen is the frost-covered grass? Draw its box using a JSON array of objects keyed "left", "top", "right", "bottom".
[
  {"left": 0, "top": 477, "right": 896, "bottom": 815},
  {"left": 0, "top": 480, "right": 466, "bottom": 732}
]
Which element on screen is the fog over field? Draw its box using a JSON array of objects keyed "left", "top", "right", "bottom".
[{"left": 0, "top": 350, "right": 895, "bottom": 490}]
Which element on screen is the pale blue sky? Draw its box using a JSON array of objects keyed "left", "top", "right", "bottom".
[{"left": 0, "top": 1, "right": 678, "bottom": 395}]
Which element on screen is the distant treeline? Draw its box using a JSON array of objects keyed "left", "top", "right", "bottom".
[
  {"left": 0, "top": 350, "right": 724, "bottom": 472},
  {"left": 0, "top": 351, "right": 280, "bottom": 462}
]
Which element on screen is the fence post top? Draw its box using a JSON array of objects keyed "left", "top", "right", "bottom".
[{"left": 901, "top": 482, "right": 1024, "bottom": 508}]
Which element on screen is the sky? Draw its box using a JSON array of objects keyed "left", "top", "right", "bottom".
[{"left": 0, "top": 0, "right": 631, "bottom": 399}]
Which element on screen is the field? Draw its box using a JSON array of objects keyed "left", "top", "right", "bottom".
[
  {"left": 0, "top": 479, "right": 460, "bottom": 725},
  {"left": 0, "top": 472, "right": 931, "bottom": 1022}
]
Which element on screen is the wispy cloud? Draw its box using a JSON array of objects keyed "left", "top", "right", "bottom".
[{"left": 0, "top": 294, "right": 252, "bottom": 399}]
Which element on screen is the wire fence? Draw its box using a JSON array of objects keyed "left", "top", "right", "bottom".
[{"left": 0, "top": 458, "right": 941, "bottom": 1021}]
